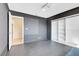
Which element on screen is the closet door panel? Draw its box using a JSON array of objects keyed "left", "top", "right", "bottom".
[
  {"left": 58, "top": 19, "right": 65, "bottom": 42},
  {"left": 51, "top": 20, "right": 58, "bottom": 41},
  {"left": 66, "top": 16, "right": 79, "bottom": 45}
]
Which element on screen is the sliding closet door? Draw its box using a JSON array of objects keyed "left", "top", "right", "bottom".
[
  {"left": 58, "top": 19, "right": 65, "bottom": 43},
  {"left": 51, "top": 20, "right": 58, "bottom": 41},
  {"left": 66, "top": 16, "right": 79, "bottom": 46}
]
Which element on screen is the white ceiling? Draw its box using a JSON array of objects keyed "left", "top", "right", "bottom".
[{"left": 8, "top": 3, "right": 79, "bottom": 18}]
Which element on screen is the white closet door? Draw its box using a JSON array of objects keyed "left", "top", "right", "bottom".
[
  {"left": 66, "top": 16, "right": 79, "bottom": 46},
  {"left": 51, "top": 20, "right": 58, "bottom": 41},
  {"left": 58, "top": 19, "right": 65, "bottom": 43}
]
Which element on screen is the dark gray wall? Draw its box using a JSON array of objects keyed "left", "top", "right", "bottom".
[
  {"left": 0, "top": 3, "right": 8, "bottom": 55},
  {"left": 24, "top": 15, "right": 47, "bottom": 43},
  {"left": 47, "top": 20, "right": 51, "bottom": 40}
]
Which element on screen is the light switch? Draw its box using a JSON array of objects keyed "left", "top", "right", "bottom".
[{"left": 25, "top": 28, "right": 28, "bottom": 30}]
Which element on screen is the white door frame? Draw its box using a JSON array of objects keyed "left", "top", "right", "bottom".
[{"left": 9, "top": 12, "right": 12, "bottom": 50}]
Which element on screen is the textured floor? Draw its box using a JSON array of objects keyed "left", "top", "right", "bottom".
[{"left": 7, "top": 40, "right": 72, "bottom": 56}]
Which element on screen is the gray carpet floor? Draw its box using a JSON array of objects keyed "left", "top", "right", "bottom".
[{"left": 7, "top": 40, "right": 72, "bottom": 56}]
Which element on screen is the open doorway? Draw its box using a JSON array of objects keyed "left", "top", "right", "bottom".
[
  {"left": 12, "top": 15, "right": 24, "bottom": 46},
  {"left": 9, "top": 12, "right": 24, "bottom": 50}
]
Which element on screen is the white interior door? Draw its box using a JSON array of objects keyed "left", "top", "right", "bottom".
[
  {"left": 9, "top": 12, "right": 12, "bottom": 50},
  {"left": 51, "top": 20, "right": 58, "bottom": 41}
]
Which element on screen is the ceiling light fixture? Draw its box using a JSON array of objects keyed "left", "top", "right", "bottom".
[
  {"left": 41, "top": 3, "right": 50, "bottom": 12},
  {"left": 41, "top": 3, "right": 48, "bottom": 8},
  {"left": 42, "top": 8, "right": 46, "bottom": 11}
]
